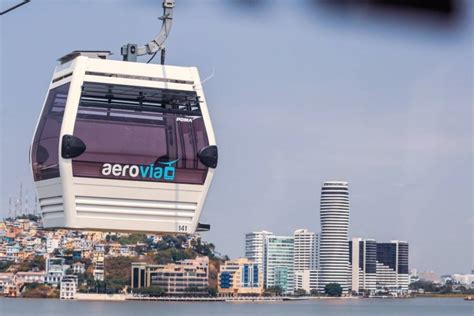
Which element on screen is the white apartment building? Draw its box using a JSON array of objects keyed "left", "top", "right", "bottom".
[
  {"left": 60, "top": 275, "right": 78, "bottom": 299},
  {"left": 451, "top": 274, "right": 474, "bottom": 287},
  {"left": 293, "top": 229, "right": 319, "bottom": 272},
  {"left": 71, "top": 262, "right": 85, "bottom": 274},
  {"left": 295, "top": 270, "right": 319, "bottom": 294},
  {"left": 245, "top": 230, "right": 273, "bottom": 285},
  {"left": 46, "top": 238, "right": 60, "bottom": 254},
  {"left": 319, "top": 181, "right": 350, "bottom": 293},
  {"left": 45, "top": 258, "right": 68, "bottom": 285},
  {"left": 93, "top": 253, "right": 105, "bottom": 281}
]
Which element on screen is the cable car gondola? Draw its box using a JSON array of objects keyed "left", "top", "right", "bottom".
[{"left": 30, "top": 50, "right": 218, "bottom": 234}]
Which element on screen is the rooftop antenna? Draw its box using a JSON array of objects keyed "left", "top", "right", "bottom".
[
  {"left": 19, "top": 183, "right": 23, "bottom": 215},
  {"left": 8, "top": 196, "right": 12, "bottom": 218},
  {"left": 121, "top": 0, "right": 174, "bottom": 63},
  {"left": 34, "top": 194, "right": 38, "bottom": 216},
  {"left": 25, "top": 189, "right": 29, "bottom": 215},
  {"left": 14, "top": 197, "right": 18, "bottom": 218}
]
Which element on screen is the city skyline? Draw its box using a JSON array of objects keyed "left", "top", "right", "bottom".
[
  {"left": 243, "top": 181, "right": 409, "bottom": 295},
  {"left": 1, "top": 1, "right": 472, "bottom": 275},
  {"left": 2, "top": 180, "right": 468, "bottom": 277}
]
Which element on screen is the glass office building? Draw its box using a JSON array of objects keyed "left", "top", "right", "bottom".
[{"left": 264, "top": 236, "right": 295, "bottom": 294}]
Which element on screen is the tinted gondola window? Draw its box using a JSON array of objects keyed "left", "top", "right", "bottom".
[
  {"left": 31, "top": 83, "right": 70, "bottom": 181},
  {"left": 72, "top": 82, "right": 210, "bottom": 185}
]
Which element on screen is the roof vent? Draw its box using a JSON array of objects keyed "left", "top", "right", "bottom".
[{"left": 58, "top": 50, "right": 112, "bottom": 65}]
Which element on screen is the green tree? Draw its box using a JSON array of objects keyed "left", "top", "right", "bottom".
[
  {"left": 264, "top": 286, "right": 284, "bottom": 296},
  {"left": 118, "top": 233, "right": 148, "bottom": 245},
  {"left": 133, "top": 286, "right": 166, "bottom": 297},
  {"left": 294, "top": 289, "right": 307, "bottom": 296},
  {"left": 310, "top": 289, "right": 320, "bottom": 296},
  {"left": 324, "top": 283, "right": 343, "bottom": 297},
  {"left": 410, "top": 280, "right": 437, "bottom": 292},
  {"left": 22, "top": 284, "right": 58, "bottom": 298},
  {"left": 16, "top": 256, "right": 45, "bottom": 272},
  {"left": 155, "top": 248, "right": 196, "bottom": 264},
  {"left": 0, "top": 261, "right": 12, "bottom": 272},
  {"left": 104, "top": 256, "right": 134, "bottom": 293},
  {"left": 190, "top": 238, "right": 216, "bottom": 258}
]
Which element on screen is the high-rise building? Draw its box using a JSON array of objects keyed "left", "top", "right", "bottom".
[
  {"left": 264, "top": 236, "right": 294, "bottom": 294},
  {"left": 245, "top": 231, "right": 273, "bottom": 282},
  {"left": 349, "top": 238, "right": 377, "bottom": 293},
  {"left": 319, "top": 181, "right": 350, "bottom": 293},
  {"left": 293, "top": 229, "right": 319, "bottom": 272},
  {"left": 376, "top": 240, "right": 409, "bottom": 293}
]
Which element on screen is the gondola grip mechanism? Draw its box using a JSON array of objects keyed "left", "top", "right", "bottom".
[{"left": 121, "top": 0, "right": 175, "bottom": 62}]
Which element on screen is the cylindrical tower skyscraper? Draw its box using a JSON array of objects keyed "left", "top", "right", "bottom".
[{"left": 319, "top": 181, "right": 350, "bottom": 293}]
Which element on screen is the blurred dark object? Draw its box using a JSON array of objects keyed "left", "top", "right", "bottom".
[
  {"left": 367, "top": 0, "right": 457, "bottom": 14},
  {"left": 316, "top": 0, "right": 463, "bottom": 20},
  {"left": 230, "top": 0, "right": 268, "bottom": 11}
]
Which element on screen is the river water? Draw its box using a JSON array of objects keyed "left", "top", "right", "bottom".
[{"left": 1, "top": 297, "right": 472, "bottom": 316}]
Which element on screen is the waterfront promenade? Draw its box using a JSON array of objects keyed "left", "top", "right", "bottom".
[{"left": 75, "top": 294, "right": 317, "bottom": 302}]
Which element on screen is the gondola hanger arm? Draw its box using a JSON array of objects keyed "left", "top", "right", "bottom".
[{"left": 121, "top": 0, "right": 175, "bottom": 62}]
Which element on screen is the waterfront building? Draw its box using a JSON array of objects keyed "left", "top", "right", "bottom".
[
  {"left": 218, "top": 258, "right": 263, "bottom": 296},
  {"left": 319, "top": 181, "right": 350, "bottom": 293},
  {"left": 245, "top": 230, "right": 273, "bottom": 284},
  {"left": 376, "top": 240, "right": 409, "bottom": 293},
  {"left": 294, "top": 270, "right": 319, "bottom": 294},
  {"left": 0, "top": 273, "right": 15, "bottom": 295},
  {"left": 264, "top": 235, "right": 294, "bottom": 294},
  {"left": 451, "top": 274, "right": 474, "bottom": 287},
  {"left": 14, "top": 271, "right": 46, "bottom": 284},
  {"left": 60, "top": 275, "right": 78, "bottom": 299},
  {"left": 348, "top": 238, "right": 377, "bottom": 294},
  {"left": 131, "top": 257, "right": 209, "bottom": 295},
  {"left": 45, "top": 258, "right": 68, "bottom": 285},
  {"left": 293, "top": 229, "right": 319, "bottom": 272}
]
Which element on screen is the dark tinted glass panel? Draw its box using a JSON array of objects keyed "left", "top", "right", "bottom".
[
  {"left": 376, "top": 243, "right": 397, "bottom": 270},
  {"left": 365, "top": 241, "right": 377, "bottom": 274},
  {"left": 348, "top": 241, "right": 352, "bottom": 264},
  {"left": 133, "top": 268, "right": 139, "bottom": 288},
  {"left": 31, "top": 83, "right": 70, "bottom": 181},
  {"left": 72, "top": 82, "right": 209, "bottom": 185},
  {"left": 140, "top": 269, "right": 145, "bottom": 287},
  {"left": 398, "top": 243, "right": 409, "bottom": 274}
]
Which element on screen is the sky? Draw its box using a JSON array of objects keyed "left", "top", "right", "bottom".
[{"left": 0, "top": 0, "right": 472, "bottom": 275}]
